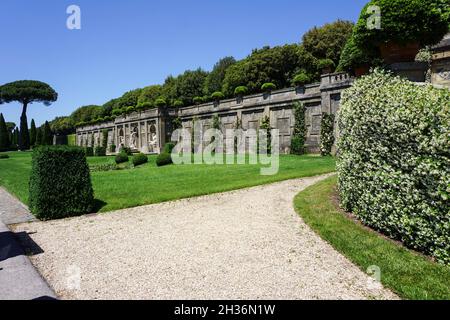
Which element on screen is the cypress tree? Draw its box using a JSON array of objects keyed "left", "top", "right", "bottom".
[
  {"left": 19, "top": 114, "right": 30, "bottom": 150},
  {"left": 35, "top": 127, "right": 43, "bottom": 146},
  {"left": 42, "top": 121, "right": 53, "bottom": 145},
  {"left": 0, "top": 113, "right": 9, "bottom": 150},
  {"left": 30, "top": 119, "right": 37, "bottom": 146}
]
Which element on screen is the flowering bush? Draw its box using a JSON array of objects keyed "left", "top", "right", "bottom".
[
  {"left": 320, "top": 113, "right": 335, "bottom": 156},
  {"left": 337, "top": 69, "right": 450, "bottom": 264}
]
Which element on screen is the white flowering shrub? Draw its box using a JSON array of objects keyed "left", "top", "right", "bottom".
[{"left": 337, "top": 69, "right": 450, "bottom": 264}]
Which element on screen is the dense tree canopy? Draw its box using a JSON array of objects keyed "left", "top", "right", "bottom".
[
  {"left": 302, "top": 20, "right": 354, "bottom": 66},
  {"left": 49, "top": 116, "right": 75, "bottom": 135},
  {"left": 354, "top": 0, "right": 450, "bottom": 48},
  {"left": 137, "top": 85, "right": 163, "bottom": 106},
  {"left": 222, "top": 44, "right": 315, "bottom": 96},
  {"left": 203, "top": 56, "right": 236, "bottom": 96},
  {"left": 0, "top": 80, "right": 58, "bottom": 106}
]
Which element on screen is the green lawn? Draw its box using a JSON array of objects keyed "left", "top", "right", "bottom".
[
  {"left": 294, "top": 176, "right": 450, "bottom": 300},
  {"left": 0, "top": 151, "right": 335, "bottom": 213}
]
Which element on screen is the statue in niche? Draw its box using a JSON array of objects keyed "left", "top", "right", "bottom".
[
  {"left": 148, "top": 125, "right": 157, "bottom": 152},
  {"left": 130, "top": 127, "right": 138, "bottom": 149}
]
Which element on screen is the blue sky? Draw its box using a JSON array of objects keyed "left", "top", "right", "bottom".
[{"left": 0, "top": 0, "right": 368, "bottom": 126}]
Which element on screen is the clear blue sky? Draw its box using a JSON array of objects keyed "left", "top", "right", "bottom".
[{"left": 0, "top": 0, "right": 368, "bottom": 126}]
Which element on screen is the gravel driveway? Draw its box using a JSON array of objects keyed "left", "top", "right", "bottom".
[{"left": 12, "top": 174, "right": 397, "bottom": 300}]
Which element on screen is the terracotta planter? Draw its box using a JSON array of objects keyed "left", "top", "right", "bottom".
[
  {"left": 354, "top": 65, "right": 370, "bottom": 77},
  {"left": 379, "top": 42, "right": 420, "bottom": 64}
]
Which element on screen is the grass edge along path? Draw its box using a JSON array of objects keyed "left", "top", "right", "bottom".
[{"left": 293, "top": 175, "right": 450, "bottom": 300}]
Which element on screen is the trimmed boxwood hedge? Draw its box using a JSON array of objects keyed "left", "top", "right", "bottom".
[
  {"left": 94, "top": 146, "right": 106, "bottom": 157},
  {"left": 156, "top": 152, "right": 173, "bottom": 167},
  {"left": 115, "top": 151, "right": 129, "bottom": 164},
  {"left": 132, "top": 153, "right": 148, "bottom": 166},
  {"left": 0, "top": 154, "right": 9, "bottom": 159},
  {"left": 29, "top": 146, "right": 94, "bottom": 220},
  {"left": 337, "top": 69, "right": 450, "bottom": 264}
]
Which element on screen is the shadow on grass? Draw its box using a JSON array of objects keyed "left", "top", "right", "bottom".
[{"left": 92, "top": 199, "right": 107, "bottom": 213}]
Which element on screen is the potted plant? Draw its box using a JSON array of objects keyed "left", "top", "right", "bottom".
[
  {"left": 353, "top": 0, "right": 449, "bottom": 64},
  {"left": 317, "top": 59, "right": 335, "bottom": 74},
  {"left": 211, "top": 91, "right": 225, "bottom": 107},
  {"left": 172, "top": 99, "right": 184, "bottom": 108},
  {"left": 193, "top": 96, "right": 204, "bottom": 105},
  {"left": 261, "top": 82, "right": 276, "bottom": 93},
  {"left": 234, "top": 86, "right": 248, "bottom": 103},
  {"left": 155, "top": 98, "right": 167, "bottom": 108},
  {"left": 292, "top": 72, "right": 311, "bottom": 93}
]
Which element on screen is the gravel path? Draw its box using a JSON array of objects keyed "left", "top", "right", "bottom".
[{"left": 12, "top": 174, "right": 397, "bottom": 300}]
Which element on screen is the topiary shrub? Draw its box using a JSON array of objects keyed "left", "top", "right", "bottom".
[
  {"left": 173, "top": 100, "right": 184, "bottom": 108},
  {"left": 337, "top": 69, "right": 450, "bottom": 264},
  {"left": 94, "top": 146, "right": 106, "bottom": 157},
  {"left": 320, "top": 113, "right": 335, "bottom": 156},
  {"left": 85, "top": 147, "right": 94, "bottom": 157},
  {"left": 115, "top": 151, "right": 129, "bottom": 164},
  {"left": 155, "top": 98, "right": 167, "bottom": 108},
  {"left": 211, "top": 91, "right": 225, "bottom": 101},
  {"left": 317, "top": 58, "right": 335, "bottom": 72},
  {"left": 110, "top": 144, "right": 116, "bottom": 153},
  {"left": 292, "top": 73, "right": 311, "bottom": 87},
  {"left": 354, "top": 0, "right": 450, "bottom": 48},
  {"left": 136, "top": 101, "right": 153, "bottom": 111},
  {"left": 119, "top": 146, "right": 132, "bottom": 155},
  {"left": 29, "top": 146, "right": 94, "bottom": 220},
  {"left": 234, "top": 86, "right": 248, "bottom": 97},
  {"left": 261, "top": 82, "right": 276, "bottom": 92},
  {"left": 291, "top": 102, "right": 307, "bottom": 154},
  {"left": 156, "top": 152, "right": 173, "bottom": 167},
  {"left": 126, "top": 106, "right": 136, "bottom": 114},
  {"left": 0, "top": 154, "right": 9, "bottom": 159},
  {"left": 132, "top": 153, "right": 148, "bottom": 166},
  {"left": 193, "top": 96, "right": 204, "bottom": 105}
]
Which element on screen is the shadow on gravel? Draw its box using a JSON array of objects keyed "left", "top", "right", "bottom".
[
  {"left": 13, "top": 231, "right": 44, "bottom": 257},
  {"left": 0, "top": 230, "right": 25, "bottom": 261}
]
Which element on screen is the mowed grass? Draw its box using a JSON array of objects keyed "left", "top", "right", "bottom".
[
  {"left": 294, "top": 176, "right": 450, "bottom": 300},
  {"left": 0, "top": 151, "right": 335, "bottom": 213}
]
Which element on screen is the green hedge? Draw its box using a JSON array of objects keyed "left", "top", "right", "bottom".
[
  {"left": 354, "top": 0, "right": 449, "bottom": 48},
  {"left": 29, "top": 146, "right": 94, "bottom": 220},
  {"left": 115, "top": 151, "right": 129, "bottom": 164},
  {"left": 94, "top": 146, "right": 106, "bottom": 157},
  {"left": 337, "top": 69, "right": 450, "bottom": 264},
  {"left": 132, "top": 153, "right": 148, "bottom": 166},
  {"left": 0, "top": 154, "right": 9, "bottom": 159},
  {"left": 156, "top": 152, "right": 173, "bottom": 167}
]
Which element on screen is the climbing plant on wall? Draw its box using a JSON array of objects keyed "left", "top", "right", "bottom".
[
  {"left": 320, "top": 113, "right": 335, "bottom": 156},
  {"left": 291, "top": 102, "right": 307, "bottom": 154},
  {"left": 259, "top": 115, "right": 271, "bottom": 154},
  {"left": 102, "top": 129, "right": 108, "bottom": 149}
]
